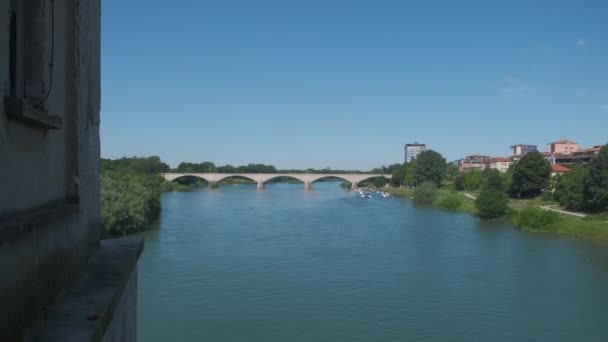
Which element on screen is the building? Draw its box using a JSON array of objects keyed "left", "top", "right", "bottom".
[
  {"left": 548, "top": 140, "right": 579, "bottom": 155},
  {"left": 545, "top": 145, "right": 602, "bottom": 165},
  {"left": 404, "top": 143, "right": 426, "bottom": 163},
  {"left": 551, "top": 164, "right": 572, "bottom": 177},
  {"left": 510, "top": 144, "right": 537, "bottom": 156},
  {"left": 485, "top": 157, "right": 513, "bottom": 173},
  {"left": 458, "top": 155, "right": 491, "bottom": 172},
  {"left": 1, "top": 1, "right": 141, "bottom": 340}
]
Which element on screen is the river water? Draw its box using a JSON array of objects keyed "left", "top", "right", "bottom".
[{"left": 137, "top": 181, "right": 608, "bottom": 341}]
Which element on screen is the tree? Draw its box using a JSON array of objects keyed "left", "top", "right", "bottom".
[
  {"left": 445, "top": 164, "right": 460, "bottom": 181},
  {"left": 413, "top": 181, "right": 437, "bottom": 205},
  {"left": 462, "top": 170, "right": 484, "bottom": 191},
  {"left": 413, "top": 150, "right": 447, "bottom": 186},
  {"left": 584, "top": 144, "right": 608, "bottom": 212},
  {"left": 390, "top": 164, "right": 407, "bottom": 186},
  {"left": 475, "top": 171, "right": 508, "bottom": 218},
  {"left": 554, "top": 167, "right": 589, "bottom": 211},
  {"left": 509, "top": 151, "right": 551, "bottom": 198}
]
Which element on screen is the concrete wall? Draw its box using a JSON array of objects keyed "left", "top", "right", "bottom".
[
  {"left": 0, "top": 1, "right": 127, "bottom": 340},
  {"left": 102, "top": 268, "right": 138, "bottom": 342}
]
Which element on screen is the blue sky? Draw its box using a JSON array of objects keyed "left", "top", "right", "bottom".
[{"left": 101, "top": 1, "right": 608, "bottom": 170}]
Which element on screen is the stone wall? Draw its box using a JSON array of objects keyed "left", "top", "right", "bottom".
[{"left": 0, "top": 1, "right": 140, "bottom": 340}]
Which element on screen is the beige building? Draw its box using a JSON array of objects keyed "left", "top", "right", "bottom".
[
  {"left": 548, "top": 140, "right": 579, "bottom": 155},
  {"left": 485, "top": 157, "right": 513, "bottom": 173},
  {"left": 1, "top": 1, "right": 141, "bottom": 340}
]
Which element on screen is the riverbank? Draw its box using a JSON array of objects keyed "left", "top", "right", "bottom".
[{"left": 383, "top": 186, "right": 608, "bottom": 244}]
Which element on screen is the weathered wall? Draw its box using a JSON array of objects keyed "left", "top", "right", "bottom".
[
  {"left": 102, "top": 268, "right": 138, "bottom": 342},
  {"left": 0, "top": 0, "right": 106, "bottom": 339}
]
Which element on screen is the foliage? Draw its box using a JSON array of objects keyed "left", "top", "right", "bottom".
[
  {"left": 475, "top": 189, "right": 509, "bottom": 219},
  {"left": 101, "top": 172, "right": 162, "bottom": 234},
  {"left": 413, "top": 181, "right": 437, "bottom": 205},
  {"left": 513, "top": 207, "right": 562, "bottom": 231},
  {"left": 483, "top": 169, "right": 505, "bottom": 191},
  {"left": 475, "top": 171, "right": 509, "bottom": 218},
  {"left": 583, "top": 144, "right": 608, "bottom": 213},
  {"left": 437, "top": 194, "right": 463, "bottom": 210},
  {"left": 462, "top": 170, "right": 484, "bottom": 191},
  {"left": 390, "top": 164, "right": 408, "bottom": 186},
  {"left": 554, "top": 167, "right": 589, "bottom": 211},
  {"left": 101, "top": 157, "right": 166, "bottom": 234},
  {"left": 412, "top": 150, "right": 447, "bottom": 186},
  {"left": 454, "top": 173, "right": 464, "bottom": 191},
  {"left": 360, "top": 176, "right": 388, "bottom": 188},
  {"left": 509, "top": 151, "right": 551, "bottom": 198},
  {"left": 101, "top": 156, "right": 170, "bottom": 174},
  {"left": 445, "top": 164, "right": 460, "bottom": 181}
]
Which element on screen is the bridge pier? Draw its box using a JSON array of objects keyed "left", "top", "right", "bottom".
[
  {"left": 351, "top": 182, "right": 358, "bottom": 190},
  {"left": 304, "top": 181, "right": 311, "bottom": 190},
  {"left": 257, "top": 181, "right": 264, "bottom": 189}
]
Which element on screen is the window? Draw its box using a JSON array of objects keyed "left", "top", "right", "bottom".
[{"left": 5, "top": 0, "right": 61, "bottom": 129}]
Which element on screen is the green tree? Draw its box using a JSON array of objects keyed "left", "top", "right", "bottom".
[
  {"left": 509, "top": 151, "right": 551, "bottom": 198},
  {"left": 413, "top": 150, "right": 447, "bottom": 186},
  {"left": 475, "top": 171, "right": 508, "bottom": 218},
  {"left": 462, "top": 170, "right": 484, "bottom": 191},
  {"left": 390, "top": 164, "right": 407, "bottom": 186},
  {"left": 413, "top": 181, "right": 437, "bottom": 205},
  {"left": 445, "top": 164, "right": 460, "bottom": 181},
  {"left": 554, "top": 167, "right": 589, "bottom": 211},
  {"left": 584, "top": 144, "right": 608, "bottom": 212}
]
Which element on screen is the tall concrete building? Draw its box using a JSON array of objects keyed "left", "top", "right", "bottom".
[
  {"left": 405, "top": 143, "right": 427, "bottom": 163},
  {"left": 1, "top": 1, "right": 142, "bottom": 340}
]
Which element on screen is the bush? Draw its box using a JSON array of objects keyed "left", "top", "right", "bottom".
[
  {"left": 475, "top": 189, "right": 509, "bottom": 218},
  {"left": 437, "top": 194, "right": 463, "bottom": 210},
  {"left": 101, "top": 172, "right": 162, "bottom": 234},
  {"left": 413, "top": 181, "right": 437, "bottom": 205},
  {"left": 513, "top": 207, "right": 562, "bottom": 231}
]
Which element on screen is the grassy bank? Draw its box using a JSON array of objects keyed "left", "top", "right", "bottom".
[{"left": 383, "top": 186, "right": 608, "bottom": 243}]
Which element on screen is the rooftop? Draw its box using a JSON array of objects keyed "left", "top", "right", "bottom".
[
  {"left": 551, "top": 164, "right": 572, "bottom": 172},
  {"left": 550, "top": 140, "right": 578, "bottom": 144}
]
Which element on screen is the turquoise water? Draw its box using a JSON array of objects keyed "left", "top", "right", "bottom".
[{"left": 137, "top": 181, "right": 608, "bottom": 341}]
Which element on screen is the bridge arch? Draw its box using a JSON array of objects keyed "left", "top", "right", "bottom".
[
  {"left": 261, "top": 174, "right": 307, "bottom": 184},
  {"left": 214, "top": 174, "right": 257, "bottom": 183},
  {"left": 165, "top": 173, "right": 212, "bottom": 183}
]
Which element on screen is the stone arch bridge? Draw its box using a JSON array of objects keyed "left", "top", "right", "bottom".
[{"left": 162, "top": 173, "right": 391, "bottom": 190}]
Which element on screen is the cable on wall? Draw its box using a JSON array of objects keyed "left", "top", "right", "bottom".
[{"left": 35, "top": 0, "right": 55, "bottom": 109}]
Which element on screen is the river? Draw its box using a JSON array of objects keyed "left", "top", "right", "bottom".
[{"left": 137, "top": 181, "right": 608, "bottom": 341}]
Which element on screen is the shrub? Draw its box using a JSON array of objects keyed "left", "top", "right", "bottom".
[
  {"left": 101, "top": 172, "right": 162, "bottom": 234},
  {"left": 513, "top": 207, "right": 562, "bottom": 231},
  {"left": 437, "top": 194, "right": 463, "bottom": 210},
  {"left": 413, "top": 181, "right": 437, "bottom": 205},
  {"left": 475, "top": 189, "right": 509, "bottom": 218}
]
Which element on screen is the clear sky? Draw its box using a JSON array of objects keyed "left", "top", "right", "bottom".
[{"left": 101, "top": 0, "right": 608, "bottom": 170}]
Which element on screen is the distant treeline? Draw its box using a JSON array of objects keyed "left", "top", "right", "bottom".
[{"left": 174, "top": 161, "right": 378, "bottom": 174}]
